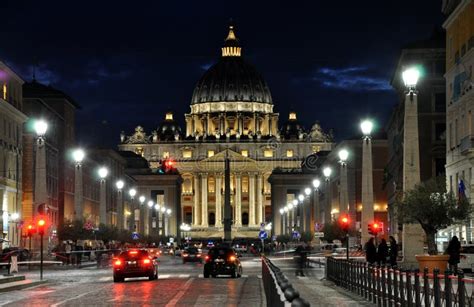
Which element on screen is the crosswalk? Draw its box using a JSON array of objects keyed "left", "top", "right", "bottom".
[{"left": 97, "top": 273, "right": 249, "bottom": 282}]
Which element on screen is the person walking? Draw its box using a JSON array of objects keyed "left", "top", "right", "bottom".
[
  {"left": 377, "top": 238, "right": 388, "bottom": 265},
  {"left": 388, "top": 236, "right": 398, "bottom": 267},
  {"left": 365, "top": 238, "right": 377, "bottom": 265},
  {"left": 65, "top": 242, "right": 72, "bottom": 265},
  {"left": 446, "top": 236, "right": 461, "bottom": 274}
]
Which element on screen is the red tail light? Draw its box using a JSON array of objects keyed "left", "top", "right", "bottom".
[
  {"left": 204, "top": 255, "right": 210, "bottom": 262},
  {"left": 228, "top": 255, "right": 236, "bottom": 262},
  {"left": 182, "top": 252, "right": 189, "bottom": 257},
  {"left": 143, "top": 258, "right": 151, "bottom": 264},
  {"left": 197, "top": 254, "right": 201, "bottom": 257},
  {"left": 114, "top": 259, "right": 122, "bottom": 266},
  {"left": 129, "top": 250, "right": 138, "bottom": 255}
]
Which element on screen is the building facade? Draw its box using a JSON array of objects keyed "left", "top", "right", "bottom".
[
  {"left": 386, "top": 30, "right": 446, "bottom": 240},
  {"left": 0, "top": 60, "right": 27, "bottom": 248},
  {"left": 119, "top": 26, "right": 335, "bottom": 238},
  {"left": 443, "top": 0, "right": 474, "bottom": 242}
]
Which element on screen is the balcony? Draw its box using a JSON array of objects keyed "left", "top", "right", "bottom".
[{"left": 460, "top": 135, "right": 474, "bottom": 154}]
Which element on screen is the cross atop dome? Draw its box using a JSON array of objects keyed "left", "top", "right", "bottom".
[{"left": 222, "top": 24, "right": 241, "bottom": 57}]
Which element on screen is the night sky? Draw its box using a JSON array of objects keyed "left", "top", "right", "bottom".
[{"left": 0, "top": 0, "right": 445, "bottom": 147}]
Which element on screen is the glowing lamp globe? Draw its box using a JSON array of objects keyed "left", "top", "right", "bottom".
[
  {"left": 98, "top": 167, "right": 108, "bottom": 179},
  {"left": 154, "top": 204, "right": 160, "bottom": 211},
  {"left": 129, "top": 188, "right": 137, "bottom": 198},
  {"left": 338, "top": 149, "right": 349, "bottom": 162},
  {"left": 139, "top": 196, "right": 146, "bottom": 204},
  {"left": 279, "top": 208, "right": 284, "bottom": 215},
  {"left": 73, "top": 149, "right": 85, "bottom": 163},
  {"left": 304, "top": 187, "right": 311, "bottom": 196},
  {"left": 34, "top": 119, "right": 48, "bottom": 136},
  {"left": 161, "top": 207, "right": 166, "bottom": 213},
  {"left": 402, "top": 67, "right": 420, "bottom": 88},
  {"left": 360, "top": 120, "right": 373, "bottom": 136},
  {"left": 312, "top": 179, "right": 321, "bottom": 189},
  {"left": 284, "top": 207, "right": 289, "bottom": 213},
  {"left": 11, "top": 212, "right": 19, "bottom": 221},
  {"left": 292, "top": 199, "right": 298, "bottom": 206},
  {"left": 147, "top": 200, "right": 154, "bottom": 208},
  {"left": 298, "top": 194, "right": 305, "bottom": 202},
  {"left": 115, "top": 180, "right": 124, "bottom": 190},
  {"left": 323, "top": 167, "right": 332, "bottom": 178},
  {"left": 288, "top": 203, "right": 294, "bottom": 210},
  {"left": 166, "top": 209, "right": 172, "bottom": 215}
]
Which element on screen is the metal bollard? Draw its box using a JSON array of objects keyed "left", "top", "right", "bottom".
[
  {"left": 414, "top": 269, "right": 420, "bottom": 307},
  {"left": 291, "top": 297, "right": 310, "bottom": 307},
  {"left": 433, "top": 268, "right": 440, "bottom": 307},
  {"left": 284, "top": 286, "right": 300, "bottom": 302},
  {"left": 458, "top": 271, "right": 465, "bottom": 307},
  {"left": 444, "top": 269, "right": 452, "bottom": 307},
  {"left": 423, "top": 268, "right": 430, "bottom": 307}
]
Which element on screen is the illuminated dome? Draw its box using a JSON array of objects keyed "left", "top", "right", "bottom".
[
  {"left": 157, "top": 111, "right": 182, "bottom": 141},
  {"left": 191, "top": 25, "right": 273, "bottom": 105}
]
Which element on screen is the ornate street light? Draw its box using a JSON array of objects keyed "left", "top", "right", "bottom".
[
  {"left": 115, "top": 180, "right": 124, "bottom": 190},
  {"left": 98, "top": 167, "right": 108, "bottom": 225},
  {"left": 323, "top": 167, "right": 332, "bottom": 180},
  {"left": 360, "top": 120, "right": 373, "bottom": 138},
  {"left": 139, "top": 195, "right": 146, "bottom": 205},
  {"left": 73, "top": 148, "right": 86, "bottom": 221},
  {"left": 402, "top": 67, "right": 420, "bottom": 90},
  {"left": 34, "top": 119, "right": 48, "bottom": 138},
  {"left": 298, "top": 194, "right": 305, "bottom": 202},
  {"left": 116, "top": 179, "right": 125, "bottom": 230},
  {"left": 147, "top": 200, "right": 154, "bottom": 208},
  {"left": 128, "top": 188, "right": 137, "bottom": 199},
  {"left": 338, "top": 149, "right": 349, "bottom": 165},
  {"left": 98, "top": 167, "right": 108, "bottom": 180},
  {"left": 313, "top": 179, "right": 321, "bottom": 189},
  {"left": 304, "top": 187, "right": 311, "bottom": 196}
]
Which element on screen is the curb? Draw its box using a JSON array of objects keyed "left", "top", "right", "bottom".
[{"left": 0, "top": 280, "right": 48, "bottom": 293}]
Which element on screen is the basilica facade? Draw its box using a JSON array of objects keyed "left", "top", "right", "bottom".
[{"left": 118, "top": 26, "right": 334, "bottom": 238}]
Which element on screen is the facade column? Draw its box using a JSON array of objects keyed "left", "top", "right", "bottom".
[
  {"left": 235, "top": 173, "right": 242, "bottom": 226},
  {"left": 248, "top": 173, "right": 256, "bottom": 226},
  {"left": 256, "top": 113, "right": 260, "bottom": 133},
  {"left": 193, "top": 174, "right": 200, "bottom": 226},
  {"left": 402, "top": 90, "right": 424, "bottom": 265},
  {"left": 74, "top": 162, "right": 84, "bottom": 220},
  {"left": 99, "top": 178, "right": 107, "bottom": 225},
  {"left": 361, "top": 136, "right": 374, "bottom": 244},
  {"left": 257, "top": 174, "right": 263, "bottom": 224},
  {"left": 192, "top": 115, "right": 196, "bottom": 135},
  {"left": 201, "top": 173, "right": 208, "bottom": 227},
  {"left": 215, "top": 173, "right": 223, "bottom": 227},
  {"left": 117, "top": 190, "right": 123, "bottom": 230},
  {"left": 236, "top": 112, "right": 242, "bottom": 135},
  {"left": 206, "top": 113, "right": 211, "bottom": 135},
  {"left": 185, "top": 115, "right": 191, "bottom": 137}
]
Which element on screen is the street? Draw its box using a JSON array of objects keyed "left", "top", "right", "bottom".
[{"left": 0, "top": 255, "right": 265, "bottom": 306}]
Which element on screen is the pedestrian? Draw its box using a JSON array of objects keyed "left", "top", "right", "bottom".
[
  {"left": 295, "top": 243, "right": 307, "bottom": 276},
  {"left": 65, "top": 242, "right": 72, "bottom": 265},
  {"left": 377, "top": 238, "right": 388, "bottom": 265},
  {"left": 365, "top": 238, "right": 376, "bottom": 265},
  {"left": 446, "top": 236, "right": 461, "bottom": 274},
  {"left": 388, "top": 236, "right": 398, "bottom": 267}
]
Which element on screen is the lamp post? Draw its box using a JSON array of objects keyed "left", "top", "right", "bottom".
[
  {"left": 154, "top": 204, "right": 160, "bottom": 235},
  {"left": 129, "top": 188, "right": 137, "bottom": 232},
  {"left": 338, "top": 149, "right": 349, "bottom": 219},
  {"left": 402, "top": 67, "right": 423, "bottom": 265},
  {"left": 139, "top": 195, "right": 145, "bottom": 234},
  {"left": 283, "top": 206, "right": 289, "bottom": 234},
  {"left": 98, "top": 167, "right": 108, "bottom": 225},
  {"left": 72, "top": 149, "right": 85, "bottom": 221},
  {"left": 34, "top": 120, "right": 48, "bottom": 217},
  {"left": 279, "top": 208, "right": 284, "bottom": 235},
  {"left": 147, "top": 200, "right": 154, "bottom": 234},
  {"left": 312, "top": 179, "right": 321, "bottom": 229},
  {"left": 115, "top": 180, "right": 124, "bottom": 230},
  {"left": 323, "top": 166, "right": 332, "bottom": 224},
  {"left": 360, "top": 120, "right": 374, "bottom": 245}
]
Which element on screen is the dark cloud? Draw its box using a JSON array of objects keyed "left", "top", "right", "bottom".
[{"left": 314, "top": 66, "right": 392, "bottom": 92}]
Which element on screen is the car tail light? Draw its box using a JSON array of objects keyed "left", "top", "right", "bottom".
[
  {"left": 182, "top": 253, "right": 189, "bottom": 257},
  {"left": 228, "top": 255, "right": 236, "bottom": 262},
  {"left": 129, "top": 250, "right": 138, "bottom": 255},
  {"left": 204, "top": 255, "right": 210, "bottom": 262},
  {"left": 114, "top": 259, "right": 122, "bottom": 266},
  {"left": 143, "top": 258, "right": 151, "bottom": 265},
  {"left": 197, "top": 254, "right": 201, "bottom": 257}
]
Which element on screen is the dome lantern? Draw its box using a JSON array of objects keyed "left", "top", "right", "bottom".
[{"left": 221, "top": 25, "right": 241, "bottom": 57}]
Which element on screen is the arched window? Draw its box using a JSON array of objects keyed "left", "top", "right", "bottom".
[
  {"left": 242, "top": 212, "right": 249, "bottom": 226},
  {"left": 209, "top": 212, "right": 216, "bottom": 226}
]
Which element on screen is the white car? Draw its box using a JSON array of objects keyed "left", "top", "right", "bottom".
[{"left": 459, "top": 244, "right": 474, "bottom": 272}]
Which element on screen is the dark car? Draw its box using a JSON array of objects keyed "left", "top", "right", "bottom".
[
  {"left": 113, "top": 249, "right": 158, "bottom": 282},
  {"left": 203, "top": 247, "right": 242, "bottom": 278},
  {"left": 182, "top": 247, "right": 203, "bottom": 263}
]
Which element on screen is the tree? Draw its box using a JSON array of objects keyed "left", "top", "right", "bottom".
[
  {"left": 397, "top": 176, "right": 471, "bottom": 255},
  {"left": 300, "top": 231, "right": 314, "bottom": 243},
  {"left": 322, "top": 221, "right": 348, "bottom": 243},
  {"left": 276, "top": 234, "right": 291, "bottom": 244}
]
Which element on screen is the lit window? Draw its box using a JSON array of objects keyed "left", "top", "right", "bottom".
[
  {"left": 2, "top": 83, "right": 6, "bottom": 100},
  {"left": 183, "top": 150, "right": 192, "bottom": 158},
  {"left": 289, "top": 112, "right": 297, "bottom": 120},
  {"left": 241, "top": 150, "right": 248, "bottom": 157},
  {"left": 165, "top": 112, "right": 173, "bottom": 120},
  {"left": 286, "top": 150, "right": 294, "bottom": 157},
  {"left": 135, "top": 147, "right": 144, "bottom": 157},
  {"left": 208, "top": 150, "right": 215, "bottom": 157},
  {"left": 312, "top": 145, "right": 321, "bottom": 153},
  {"left": 163, "top": 151, "right": 169, "bottom": 158},
  {"left": 264, "top": 149, "right": 273, "bottom": 158}
]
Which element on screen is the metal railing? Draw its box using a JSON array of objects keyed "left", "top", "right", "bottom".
[
  {"left": 261, "top": 257, "right": 310, "bottom": 307},
  {"left": 326, "top": 257, "right": 474, "bottom": 306}
]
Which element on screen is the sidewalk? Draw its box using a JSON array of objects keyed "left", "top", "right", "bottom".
[{"left": 269, "top": 258, "right": 374, "bottom": 307}]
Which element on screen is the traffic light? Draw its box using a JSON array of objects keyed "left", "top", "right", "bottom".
[
  {"left": 37, "top": 218, "right": 46, "bottom": 236},
  {"left": 339, "top": 215, "right": 350, "bottom": 232},
  {"left": 159, "top": 159, "right": 177, "bottom": 174},
  {"left": 368, "top": 222, "right": 381, "bottom": 236},
  {"left": 26, "top": 224, "right": 36, "bottom": 237}
]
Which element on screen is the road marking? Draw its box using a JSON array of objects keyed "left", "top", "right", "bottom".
[
  {"left": 158, "top": 274, "right": 170, "bottom": 279},
  {"left": 178, "top": 274, "right": 190, "bottom": 278},
  {"left": 51, "top": 285, "right": 107, "bottom": 307},
  {"left": 165, "top": 278, "right": 194, "bottom": 307},
  {"left": 297, "top": 276, "right": 308, "bottom": 280},
  {"left": 99, "top": 276, "right": 112, "bottom": 281},
  {"left": 197, "top": 274, "right": 248, "bottom": 278},
  {"left": 194, "top": 294, "right": 227, "bottom": 306},
  {"left": 0, "top": 301, "right": 12, "bottom": 306},
  {"left": 198, "top": 274, "right": 203, "bottom": 278}
]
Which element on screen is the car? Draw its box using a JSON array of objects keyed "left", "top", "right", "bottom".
[
  {"left": 203, "top": 247, "right": 242, "bottom": 278},
  {"left": 182, "top": 247, "right": 203, "bottom": 263},
  {"left": 112, "top": 249, "right": 158, "bottom": 282},
  {"left": 232, "top": 241, "right": 248, "bottom": 253}
]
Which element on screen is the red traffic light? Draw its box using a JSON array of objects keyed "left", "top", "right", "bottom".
[
  {"left": 368, "top": 221, "right": 382, "bottom": 236},
  {"left": 339, "top": 215, "right": 350, "bottom": 232},
  {"left": 26, "top": 224, "right": 36, "bottom": 237},
  {"left": 37, "top": 217, "right": 47, "bottom": 235}
]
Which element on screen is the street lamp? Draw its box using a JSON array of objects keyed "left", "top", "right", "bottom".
[
  {"left": 361, "top": 119, "right": 375, "bottom": 245},
  {"left": 323, "top": 166, "right": 332, "bottom": 179},
  {"left": 304, "top": 187, "right": 311, "bottom": 196},
  {"left": 147, "top": 200, "right": 154, "bottom": 208},
  {"left": 313, "top": 179, "right": 321, "bottom": 189},
  {"left": 34, "top": 119, "right": 48, "bottom": 218},
  {"left": 298, "top": 194, "right": 305, "bottom": 202},
  {"left": 402, "top": 67, "right": 420, "bottom": 90},
  {"left": 292, "top": 199, "right": 298, "bottom": 206},
  {"left": 338, "top": 148, "right": 349, "bottom": 218},
  {"left": 129, "top": 188, "right": 137, "bottom": 199},
  {"left": 128, "top": 188, "right": 137, "bottom": 231},
  {"left": 116, "top": 180, "right": 124, "bottom": 230},
  {"left": 323, "top": 166, "right": 332, "bottom": 224},
  {"left": 98, "top": 167, "right": 108, "bottom": 225},
  {"left": 139, "top": 196, "right": 146, "bottom": 204}
]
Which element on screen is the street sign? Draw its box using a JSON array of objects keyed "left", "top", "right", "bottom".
[
  {"left": 315, "top": 223, "right": 322, "bottom": 231},
  {"left": 314, "top": 232, "right": 324, "bottom": 238},
  {"left": 169, "top": 237, "right": 174, "bottom": 243},
  {"left": 292, "top": 231, "right": 300, "bottom": 239},
  {"left": 131, "top": 232, "right": 139, "bottom": 240},
  {"left": 258, "top": 230, "right": 268, "bottom": 240}
]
